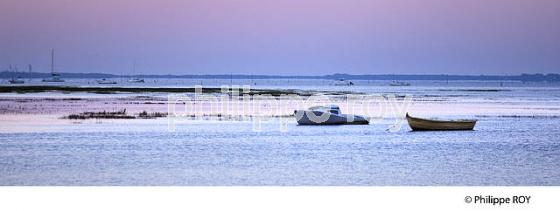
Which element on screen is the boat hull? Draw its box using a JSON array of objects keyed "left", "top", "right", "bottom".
[
  {"left": 294, "top": 110, "right": 369, "bottom": 125},
  {"left": 406, "top": 114, "right": 476, "bottom": 131},
  {"left": 9, "top": 80, "right": 25, "bottom": 84},
  {"left": 42, "top": 79, "right": 65, "bottom": 82}
]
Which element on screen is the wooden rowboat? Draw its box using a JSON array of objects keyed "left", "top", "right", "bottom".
[{"left": 406, "top": 113, "right": 476, "bottom": 131}]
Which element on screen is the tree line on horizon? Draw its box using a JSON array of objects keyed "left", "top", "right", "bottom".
[{"left": 0, "top": 71, "right": 559, "bottom": 82}]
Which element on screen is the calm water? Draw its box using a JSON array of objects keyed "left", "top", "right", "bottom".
[
  {"left": 1, "top": 80, "right": 560, "bottom": 185},
  {"left": 1, "top": 117, "right": 559, "bottom": 185}
]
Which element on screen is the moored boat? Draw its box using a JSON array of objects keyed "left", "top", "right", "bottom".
[
  {"left": 96, "top": 78, "right": 117, "bottom": 84},
  {"left": 8, "top": 65, "right": 25, "bottom": 84},
  {"left": 127, "top": 61, "right": 145, "bottom": 83},
  {"left": 389, "top": 81, "right": 410, "bottom": 86},
  {"left": 333, "top": 79, "right": 354, "bottom": 86},
  {"left": 42, "top": 73, "right": 65, "bottom": 82},
  {"left": 9, "top": 78, "right": 25, "bottom": 84},
  {"left": 406, "top": 113, "right": 476, "bottom": 131},
  {"left": 128, "top": 78, "right": 145, "bottom": 83},
  {"left": 294, "top": 105, "right": 369, "bottom": 125},
  {"left": 42, "top": 49, "right": 65, "bottom": 83}
]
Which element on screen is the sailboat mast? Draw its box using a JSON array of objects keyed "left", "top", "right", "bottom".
[{"left": 51, "top": 49, "right": 55, "bottom": 74}]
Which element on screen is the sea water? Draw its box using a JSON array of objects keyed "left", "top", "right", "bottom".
[{"left": 0, "top": 79, "right": 559, "bottom": 185}]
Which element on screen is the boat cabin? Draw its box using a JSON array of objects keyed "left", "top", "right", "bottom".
[{"left": 308, "top": 105, "right": 341, "bottom": 115}]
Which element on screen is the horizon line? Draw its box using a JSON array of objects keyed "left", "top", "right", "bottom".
[{"left": 1, "top": 71, "right": 559, "bottom": 77}]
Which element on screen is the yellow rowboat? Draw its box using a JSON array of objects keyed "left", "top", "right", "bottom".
[{"left": 406, "top": 113, "right": 476, "bottom": 131}]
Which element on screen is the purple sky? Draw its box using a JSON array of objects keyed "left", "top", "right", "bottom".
[{"left": 1, "top": 0, "right": 559, "bottom": 75}]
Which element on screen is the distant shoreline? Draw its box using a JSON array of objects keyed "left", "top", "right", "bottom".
[
  {"left": 1, "top": 71, "right": 559, "bottom": 82},
  {"left": 0, "top": 85, "right": 359, "bottom": 96}
]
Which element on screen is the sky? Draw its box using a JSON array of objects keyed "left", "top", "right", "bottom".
[{"left": 0, "top": 0, "right": 559, "bottom": 75}]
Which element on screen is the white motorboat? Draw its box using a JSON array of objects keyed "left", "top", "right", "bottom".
[{"left": 294, "top": 105, "right": 369, "bottom": 125}]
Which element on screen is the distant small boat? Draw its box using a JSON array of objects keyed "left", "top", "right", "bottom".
[
  {"left": 42, "top": 73, "right": 65, "bottom": 82},
  {"left": 389, "top": 81, "right": 410, "bottom": 86},
  {"left": 9, "top": 78, "right": 25, "bottom": 84},
  {"left": 96, "top": 78, "right": 117, "bottom": 84},
  {"left": 294, "top": 105, "right": 369, "bottom": 125},
  {"left": 406, "top": 113, "right": 477, "bottom": 131},
  {"left": 42, "top": 49, "right": 65, "bottom": 83},
  {"left": 127, "top": 61, "right": 145, "bottom": 83},
  {"left": 128, "top": 78, "right": 145, "bottom": 83},
  {"left": 333, "top": 79, "right": 354, "bottom": 86},
  {"left": 8, "top": 65, "right": 25, "bottom": 84}
]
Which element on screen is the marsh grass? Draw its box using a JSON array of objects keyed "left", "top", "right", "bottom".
[{"left": 65, "top": 109, "right": 168, "bottom": 120}]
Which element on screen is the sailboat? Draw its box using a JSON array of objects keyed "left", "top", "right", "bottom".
[
  {"left": 42, "top": 49, "right": 65, "bottom": 82},
  {"left": 8, "top": 65, "right": 25, "bottom": 84},
  {"left": 8, "top": 78, "right": 24, "bottom": 84},
  {"left": 128, "top": 61, "right": 144, "bottom": 83}
]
